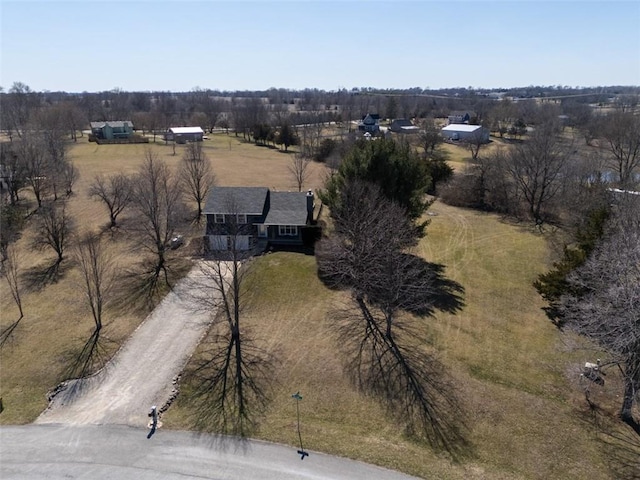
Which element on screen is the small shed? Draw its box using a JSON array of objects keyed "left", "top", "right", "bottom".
[
  {"left": 441, "top": 124, "right": 490, "bottom": 143},
  {"left": 165, "top": 126, "right": 204, "bottom": 143}
]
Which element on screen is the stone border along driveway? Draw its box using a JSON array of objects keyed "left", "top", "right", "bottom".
[{"left": 36, "top": 261, "right": 230, "bottom": 427}]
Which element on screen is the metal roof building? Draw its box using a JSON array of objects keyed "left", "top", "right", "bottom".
[
  {"left": 165, "top": 126, "right": 204, "bottom": 143},
  {"left": 441, "top": 124, "right": 490, "bottom": 142}
]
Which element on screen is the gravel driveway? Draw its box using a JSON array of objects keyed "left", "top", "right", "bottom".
[{"left": 36, "top": 261, "right": 227, "bottom": 427}]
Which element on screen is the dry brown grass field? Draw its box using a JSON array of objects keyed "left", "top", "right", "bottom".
[
  {"left": 1, "top": 133, "right": 636, "bottom": 479},
  {"left": 0, "top": 134, "right": 328, "bottom": 422},
  {"left": 167, "top": 199, "right": 633, "bottom": 479}
]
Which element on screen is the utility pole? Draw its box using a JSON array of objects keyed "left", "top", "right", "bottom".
[{"left": 292, "top": 392, "right": 308, "bottom": 459}]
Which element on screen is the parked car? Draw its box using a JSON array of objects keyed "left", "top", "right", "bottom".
[{"left": 170, "top": 235, "right": 184, "bottom": 249}]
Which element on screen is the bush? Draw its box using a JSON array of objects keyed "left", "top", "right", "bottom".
[
  {"left": 314, "top": 138, "right": 337, "bottom": 162},
  {"left": 424, "top": 157, "right": 454, "bottom": 195},
  {"left": 439, "top": 173, "right": 485, "bottom": 208}
]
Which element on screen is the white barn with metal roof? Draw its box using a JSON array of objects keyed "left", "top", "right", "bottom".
[
  {"left": 165, "top": 126, "right": 204, "bottom": 143},
  {"left": 441, "top": 124, "right": 490, "bottom": 142}
]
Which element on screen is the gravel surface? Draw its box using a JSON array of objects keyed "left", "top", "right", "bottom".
[{"left": 36, "top": 261, "right": 227, "bottom": 427}]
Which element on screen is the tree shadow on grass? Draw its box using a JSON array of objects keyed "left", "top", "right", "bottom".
[
  {"left": 334, "top": 300, "right": 472, "bottom": 460},
  {"left": 178, "top": 327, "right": 275, "bottom": 440},
  {"left": 21, "top": 260, "right": 71, "bottom": 293},
  {"left": 111, "top": 258, "right": 192, "bottom": 316},
  {"left": 388, "top": 256, "right": 465, "bottom": 317},
  {"left": 319, "top": 249, "right": 469, "bottom": 458},
  {"left": 47, "top": 331, "right": 118, "bottom": 405},
  {"left": 64, "top": 329, "right": 117, "bottom": 380},
  {"left": 577, "top": 400, "right": 640, "bottom": 479},
  {"left": 0, "top": 314, "right": 24, "bottom": 348},
  {"left": 603, "top": 426, "right": 640, "bottom": 480},
  {"left": 318, "top": 254, "right": 465, "bottom": 317}
]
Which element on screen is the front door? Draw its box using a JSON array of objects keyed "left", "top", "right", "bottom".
[{"left": 257, "top": 225, "right": 267, "bottom": 238}]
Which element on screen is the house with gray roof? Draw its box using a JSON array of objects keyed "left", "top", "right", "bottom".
[
  {"left": 203, "top": 186, "right": 315, "bottom": 251},
  {"left": 389, "top": 118, "right": 419, "bottom": 134},
  {"left": 447, "top": 111, "right": 477, "bottom": 125},
  {"left": 357, "top": 114, "right": 380, "bottom": 134},
  {"left": 90, "top": 121, "right": 134, "bottom": 140}
]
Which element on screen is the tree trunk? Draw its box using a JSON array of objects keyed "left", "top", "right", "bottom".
[
  {"left": 620, "top": 358, "right": 640, "bottom": 436},
  {"left": 233, "top": 326, "right": 244, "bottom": 422}
]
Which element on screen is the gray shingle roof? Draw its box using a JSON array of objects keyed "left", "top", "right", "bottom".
[
  {"left": 90, "top": 121, "right": 133, "bottom": 129},
  {"left": 263, "top": 191, "right": 309, "bottom": 226},
  {"left": 204, "top": 186, "right": 268, "bottom": 215}
]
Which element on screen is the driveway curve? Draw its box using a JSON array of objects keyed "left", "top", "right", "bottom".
[
  {"left": 27, "top": 262, "right": 420, "bottom": 479},
  {"left": 36, "top": 262, "right": 224, "bottom": 427}
]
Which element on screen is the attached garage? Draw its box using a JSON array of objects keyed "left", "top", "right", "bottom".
[
  {"left": 208, "top": 235, "right": 228, "bottom": 251},
  {"left": 207, "top": 235, "right": 251, "bottom": 251},
  {"left": 231, "top": 236, "right": 250, "bottom": 250}
]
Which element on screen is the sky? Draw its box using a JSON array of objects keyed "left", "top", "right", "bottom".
[{"left": 1, "top": 0, "right": 639, "bottom": 93}]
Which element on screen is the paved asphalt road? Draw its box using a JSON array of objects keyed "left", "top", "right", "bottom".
[{"left": 0, "top": 424, "right": 420, "bottom": 479}]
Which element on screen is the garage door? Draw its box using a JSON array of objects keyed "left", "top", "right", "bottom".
[
  {"left": 232, "top": 235, "right": 250, "bottom": 250},
  {"left": 209, "top": 235, "right": 228, "bottom": 251}
]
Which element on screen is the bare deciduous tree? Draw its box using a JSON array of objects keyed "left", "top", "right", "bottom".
[
  {"left": 61, "top": 160, "right": 79, "bottom": 197},
  {"left": 89, "top": 173, "right": 132, "bottom": 229},
  {"left": 288, "top": 153, "right": 311, "bottom": 192},
  {"left": 186, "top": 194, "right": 272, "bottom": 436},
  {"left": 462, "top": 127, "right": 488, "bottom": 161},
  {"left": 35, "top": 106, "right": 68, "bottom": 201},
  {"left": 33, "top": 201, "right": 73, "bottom": 265},
  {"left": 419, "top": 118, "right": 443, "bottom": 156},
  {"left": 316, "top": 180, "right": 467, "bottom": 453},
  {"left": 3, "top": 82, "right": 39, "bottom": 140},
  {"left": 131, "top": 150, "right": 183, "bottom": 288},
  {"left": 506, "top": 122, "right": 572, "bottom": 225},
  {"left": 70, "top": 233, "right": 116, "bottom": 377},
  {"left": 179, "top": 142, "right": 215, "bottom": 222},
  {"left": 0, "top": 244, "right": 24, "bottom": 346},
  {"left": 16, "top": 134, "right": 49, "bottom": 208},
  {"left": 0, "top": 143, "right": 26, "bottom": 205},
  {"left": 600, "top": 110, "right": 640, "bottom": 187},
  {"left": 559, "top": 194, "right": 640, "bottom": 437}
]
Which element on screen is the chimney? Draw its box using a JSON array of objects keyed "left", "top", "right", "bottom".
[{"left": 306, "top": 189, "right": 314, "bottom": 223}]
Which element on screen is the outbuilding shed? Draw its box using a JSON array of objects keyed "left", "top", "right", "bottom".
[
  {"left": 441, "top": 124, "right": 490, "bottom": 143},
  {"left": 165, "top": 126, "right": 204, "bottom": 143},
  {"left": 389, "top": 118, "right": 420, "bottom": 134}
]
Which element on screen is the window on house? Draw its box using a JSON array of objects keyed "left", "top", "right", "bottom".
[
  {"left": 215, "top": 214, "right": 225, "bottom": 224},
  {"left": 237, "top": 214, "right": 247, "bottom": 224},
  {"left": 278, "top": 225, "right": 297, "bottom": 236}
]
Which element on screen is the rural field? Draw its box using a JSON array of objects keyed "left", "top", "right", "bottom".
[{"left": 0, "top": 133, "right": 635, "bottom": 479}]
